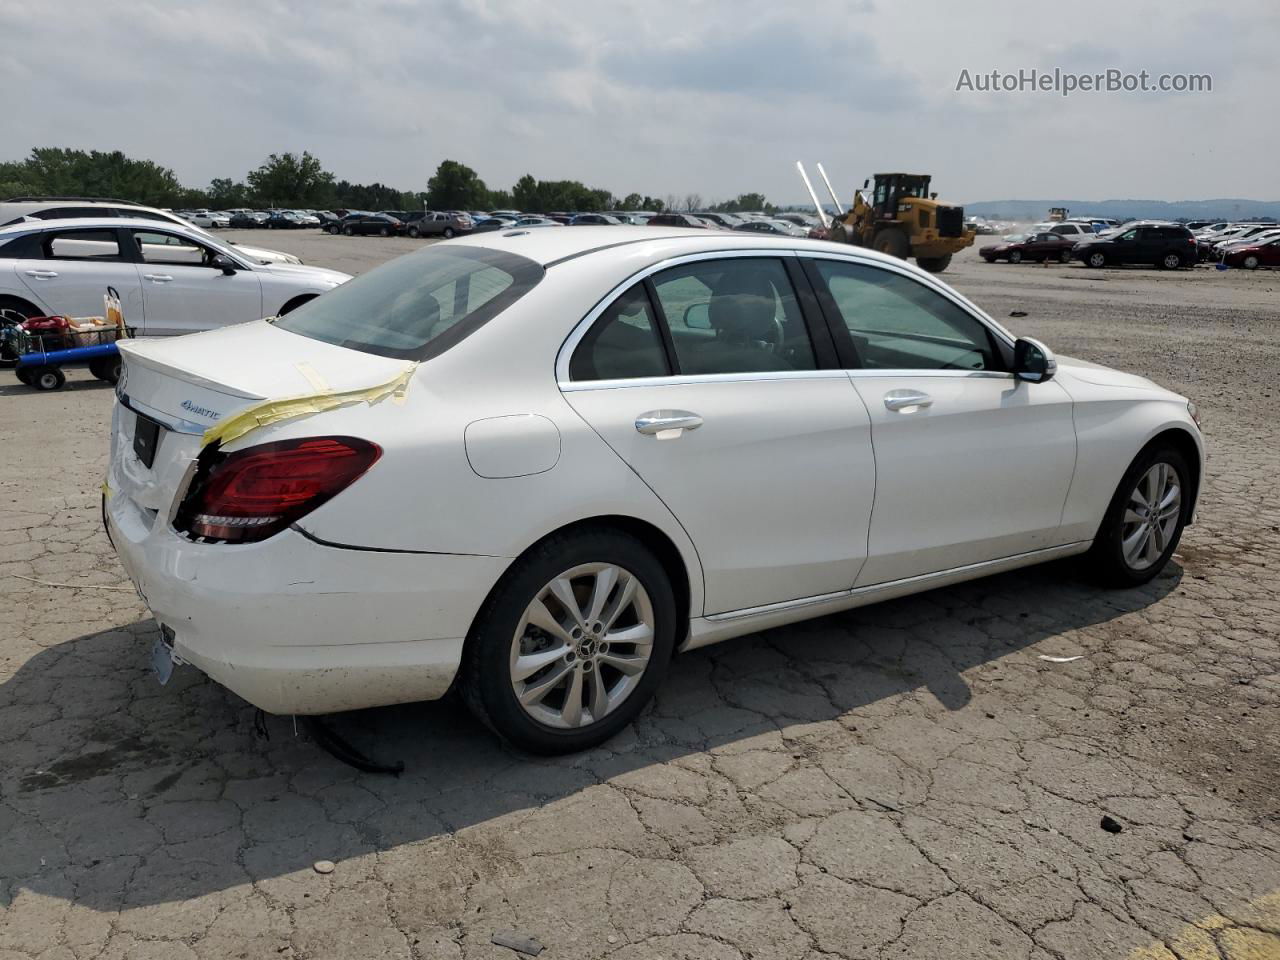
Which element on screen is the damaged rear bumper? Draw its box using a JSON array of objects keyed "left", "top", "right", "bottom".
[{"left": 106, "top": 490, "right": 508, "bottom": 714}]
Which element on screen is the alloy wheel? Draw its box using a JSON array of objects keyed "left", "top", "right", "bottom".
[
  {"left": 509, "top": 562, "right": 654, "bottom": 729},
  {"left": 1121, "top": 462, "right": 1182, "bottom": 571}
]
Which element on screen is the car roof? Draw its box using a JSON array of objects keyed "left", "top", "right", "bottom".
[
  {"left": 444, "top": 224, "right": 909, "bottom": 269},
  {"left": 0, "top": 215, "right": 214, "bottom": 238}
]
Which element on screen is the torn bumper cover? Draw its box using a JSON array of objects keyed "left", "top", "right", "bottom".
[{"left": 106, "top": 494, "right": 508, "bottom": 714}]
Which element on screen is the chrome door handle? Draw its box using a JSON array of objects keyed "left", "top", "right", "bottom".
[
  {"left": 883, "top": 389, "right": 933, "bottom": 411},
  {"left": 143, "top": 274, "right": 174, "bottom": 283},
  {"left": 635, "top": 410, "right": 703, "bottom": 436},
  {"left": 25, "top": 270, "right": 58, "bottom": 279}
]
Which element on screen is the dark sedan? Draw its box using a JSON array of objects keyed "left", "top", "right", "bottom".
[
  {"left": 570, "top": 214, "right": 623, "bottom": 225},
  {"left": 733, "top": 219, "right": 809, "bottom": 237},
  {"left": 646, "top": 213, "right": 713, "bottom": 229},
  {"left": 980, "top": 232, "right": 1077, "bottom": 264},
  {"left": 472, "top": 217, "right": 519, "bottom": 233},
  {"left": 332, "top": 213, "right": 404, "bottom": 236},
  {"left": 227, "top": 211, "right": 267, "bottom": 229}
]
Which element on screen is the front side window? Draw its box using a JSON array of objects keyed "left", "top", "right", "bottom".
[
  {"left": 651, "top": 258, "right": 816, "bottom": 375},
  {"left": 812, "top": 260, "right": 1000, "bottom": 372},
  {"left": 42, "top": 228, "right": 123, "bottom": 261},
  {"left": 569, "top": 284, "right": 668, "bottom": 380},
  {"left": 275, "top": 245, "right": 543, "bottom": 360}
]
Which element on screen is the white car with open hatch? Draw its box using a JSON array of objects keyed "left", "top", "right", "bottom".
[{"left": 105, "top": 226, "right": 1203, "bottom": 753}]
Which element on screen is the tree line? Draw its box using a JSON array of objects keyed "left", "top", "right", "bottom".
[{"left": 0, "top": 148, "right": 779, "bottom": 215}]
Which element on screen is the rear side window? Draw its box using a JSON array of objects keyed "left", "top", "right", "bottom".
[
  {"left": 651, "top": 258, "right": 816, "bottom": 375},
  {"left": 569, "top": 284, "right": 669, "bottom": 380},
  {"left": 42, "top": 229, "right": 124, "bottom": 260},
  {"left": 274, "top": 245, "right": 543, "bottom": 361}
]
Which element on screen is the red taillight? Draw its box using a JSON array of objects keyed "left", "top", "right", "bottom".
[{"left": 178, "top": 436, "right": 381, "bottom": 544}]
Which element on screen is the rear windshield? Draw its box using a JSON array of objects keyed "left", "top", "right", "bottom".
[{"left": 274, "top": 245, "right": 544, "bottom": 360}]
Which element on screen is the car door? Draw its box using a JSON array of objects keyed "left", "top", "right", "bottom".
[
  {"left": 127, "top": 229, "right": 262, "bottom": 336},
  {"left": 14, "top": 226, "right": 145, "bottom": 321},
  {"left": 560, "top": 253, "right": 876, "bottom": 616},
  {"left": 804, "top": 255, "right": 1077, "bottom": 586}
]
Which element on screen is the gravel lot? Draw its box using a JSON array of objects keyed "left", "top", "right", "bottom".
[{"left": 2, "top": 232, "right": 1278, "bottom": 960}]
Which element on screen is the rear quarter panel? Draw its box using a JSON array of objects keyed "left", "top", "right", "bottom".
[{"left": 229, "top": 254, "right": 708, "bottom": 615}]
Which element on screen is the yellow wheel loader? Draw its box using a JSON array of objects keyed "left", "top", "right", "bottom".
[{"left": 796, "top": 162, "right": 976, "bottom": 273}]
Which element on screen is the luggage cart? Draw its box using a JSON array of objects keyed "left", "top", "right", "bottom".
[{"left": 3, "top": 287, "right": 132, "bottom": 391}]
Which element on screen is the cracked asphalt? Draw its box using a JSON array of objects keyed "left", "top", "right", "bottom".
[{"left": 2, "top": 235, "right": 1278, "bottom": 960}]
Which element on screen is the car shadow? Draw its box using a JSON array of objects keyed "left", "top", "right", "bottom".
[
  {"left": 0, "top": 376, "right": 113, "bottom": 397},
  {"left": 0, "top": 558, "right": 1181, "bottom": 910}
]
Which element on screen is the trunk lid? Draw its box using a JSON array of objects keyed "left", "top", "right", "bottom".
[{"left": 109, "top": 320, "right": 412, "bottom": 525}]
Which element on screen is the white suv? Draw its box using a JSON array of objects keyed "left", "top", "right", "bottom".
[
  {"left": 0, "top": 198, "right": 302, "bottom": 265},
  {"left": 0, "top": 217, "right": 348, "bottom": 335}
]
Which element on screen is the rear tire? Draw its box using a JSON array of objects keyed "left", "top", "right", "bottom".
[
  {"left": 916, "top": 254, "right": 952, "bottom": 273},
  {"left": 88, "top": 357, "right": 121, "bottom": 384},
  {"left": 1160, "top": 251, "right": 1184, "bottom": 270},
  {"left": 1088, "top": 442, "right": 1191, "bottom": 587},
  {"left": 872, "top": 228, "right": 909, "bottom": 259},
  {"left": 461, "top": 528, "right": 677, "bottom": 754},
  {"left": 443, "top": 227, "right": 455, "bottom": 239},
  {"left": 379, "top": 226, "right": 390, "bottom": 237},
  {"left": 1059, "top": 248, "right": 1073, "bottom": 263}
]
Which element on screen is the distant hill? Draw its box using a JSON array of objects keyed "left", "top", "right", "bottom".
[{"left": 961, "top": 199, "right": 1280, "bottom": 222}]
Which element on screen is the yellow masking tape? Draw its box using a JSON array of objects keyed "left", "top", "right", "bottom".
[
  {"left": 101, "top": 480, "right": 111, "bottom": 498},
  {"left": 294, "top": 361, "right": 331, "bottom": 394},
  {"left": 201, "top": 363, "right": 417, "bottom": 449}
]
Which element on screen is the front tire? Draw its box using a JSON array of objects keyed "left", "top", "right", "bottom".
[
  {"left": 343, "top": 225, "right": 354, "bottom": 236},
  {"left": 916, "top": 254, "right": 952, "bottom": 273},
  {"left": 1009, "top": 250, "right": 1023, "bottom": 264},
  {"left": 1243, "top": 255, "right": 1259, "bottom": 270},
  {"left": 1087, "top": 251, "right": 1107, "bottom": 268},
  {"left": 1089, "top": 442, "right": 1191, "bottom": 587},
  {"left": 407, "top": 226, "right": 420, "bottom": 238},
  {"left": 31, "top": 366, "right": 66, "bottom": 391},
  {"left": 328, "top": 225, "right": 341, "bottom": 235},
  {"left": 872, "top": 228, "right": 909, "bottom": 259},
  {"left": 461, "top": 528, "right": 677, "bottom": 754}
]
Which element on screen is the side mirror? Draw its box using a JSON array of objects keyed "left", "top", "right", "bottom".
[
  {"left": 210, "top": 254, "right": 237, "bottom": 275},
  {"left": 1013, "top": 337, "right": 1056, "bottom": 383},
  {"left": 684, "top": 303, "right": 712, "bottom": 329},
  {"left": 862, "top": 178, "right": 870, "bottom": 189}
]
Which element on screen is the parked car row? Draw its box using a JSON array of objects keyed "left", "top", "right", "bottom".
[
  {"left": 982, "top": 221, "right": 1200, "bottom": 269},
  {"left": 312, "top": 208, "right": 830, "bottom": 241}
]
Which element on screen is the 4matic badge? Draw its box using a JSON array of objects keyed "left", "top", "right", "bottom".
[{"left": 180, "top": 399, "right": 222, "bottom": 420}]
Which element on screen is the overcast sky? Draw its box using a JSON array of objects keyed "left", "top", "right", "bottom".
[{"left": 2, "top": 0, "right": 1274, "bottom": 204}]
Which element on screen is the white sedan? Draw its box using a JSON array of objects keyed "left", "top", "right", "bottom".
[
  {"left": 106, "top": 228, "right": 1203, "bottom": 753},
  {"left": 0, "top": 217, "right": 349, "bottom": 336}
]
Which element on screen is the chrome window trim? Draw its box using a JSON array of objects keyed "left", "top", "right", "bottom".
[
  {"left": 555, "top": 245, "right": 1017, "bottom": 390},
  {"left": 560, "top": 368, "right": 852, "bottom": 392},
  {"left": 846, "top": 368, "right": 1014, "bottom": 381}
]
